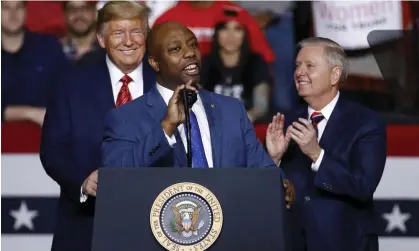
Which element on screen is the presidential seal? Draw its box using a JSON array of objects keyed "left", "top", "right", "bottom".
[{"left": 150, "top": 182, "right": 223, "bottom": 251}]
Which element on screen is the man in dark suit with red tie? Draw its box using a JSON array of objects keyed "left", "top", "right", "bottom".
[
  {"left": 40, "top": 2, "right": 155, "bottom": 251},
  {"left": 265, "top": 37, "right": 387, "bottom": 251}
]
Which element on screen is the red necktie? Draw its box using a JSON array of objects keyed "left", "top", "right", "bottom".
[
  {"left": 310, "top": 111, "right": 325, "bottom": 136},
  {"left": 116, "top": 75, "right": 133, "bottom": 107}
]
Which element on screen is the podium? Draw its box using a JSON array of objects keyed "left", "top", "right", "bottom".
[{"left": 92, "top": 168, "right": 290, "bottom": 251}]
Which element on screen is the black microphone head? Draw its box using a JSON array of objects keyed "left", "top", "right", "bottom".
[
  {"left": 181, "top": 89, "right": 197, "bottom": 109},
  {"left": 186, "top": 90, "right": 197, "bottom": 108}
]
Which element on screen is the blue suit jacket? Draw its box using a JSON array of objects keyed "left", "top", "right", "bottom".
[
  {"left": 39, "top": 54, "right": 155, "bottom": 251},
  {"left": 101, "top": 86, "right": 279, "bottom": 170},
  {"left": 280, "top": 97, "right": 387, "bottom": 251}
]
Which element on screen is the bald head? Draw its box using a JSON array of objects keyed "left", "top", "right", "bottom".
[
  {"left": 147, "top": 21, "right": 201, "bottom": 90},
  {"left": 148, "top": 21, "right": 193, "bottom": 58}
]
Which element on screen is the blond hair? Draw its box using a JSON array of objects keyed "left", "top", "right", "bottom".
[
  {"left": 97, "top": 1, "right": 150, "bottom": 33},
  {"left": 298, "top": 37, "right": 349, "bottom": 83}
]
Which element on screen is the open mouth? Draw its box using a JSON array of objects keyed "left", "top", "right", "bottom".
[{"left": 182, "top": 63, "right": 200, "bottom": 76}]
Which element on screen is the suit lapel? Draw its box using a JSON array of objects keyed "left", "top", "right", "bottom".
[
  {"left": 90, "top": 59, "right": 115, "bottom": 112},
  {"left": 146, "top": 87, "right": 187, "bottom": 167},
  {"left": 199, "top": 90, "right": 222, "bottom": 168},
  {"left": 174, "top": 130, "right": 187, "bottom": 167},
  {"left": 319, "top": 97, "right": 347, "bottom": 149},
  {"left": 90, "top": 55, "right": 155, "bottom": 113}
]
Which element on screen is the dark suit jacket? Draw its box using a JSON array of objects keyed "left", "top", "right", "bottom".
[
  {"left": 101, "top": 86, "right": 281, "bottom": 171},
  {"left": 280, "top": 97, "right": 387, "bottom": 251},
  {"left": 39, "top": 54, "right": 155, "bottom": 251}
]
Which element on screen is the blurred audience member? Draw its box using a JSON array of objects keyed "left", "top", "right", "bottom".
[
  {"left": 1, "top": 0, "right": 68, "bottom": 126},
  {"left": 40, "top": 2, "right": 155, "bottom": 251},
  {"left": 201, "top": 11, "right": 270, "bottom": 123},
  {"left": 154, "top": 1, "right": 275, "bottom": 64},
  {"left": 61, "top": 1, "right": 100, "bottom": 62},
  {"left": 238, "top": 1, "right": 299, "bottom": 114},
  {"left": 146, "top": 0, "right": 177, "bottom": 26},
  {"left": 237, "top": 1, "right": 294, "bottom": 30},
  {"left": 25, "top": 1, "right": 66, "bottom": 37}
]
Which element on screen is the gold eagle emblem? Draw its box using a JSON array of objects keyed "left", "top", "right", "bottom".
[{"left": 171, "top": 205, "right": 201, "bottom": 233}]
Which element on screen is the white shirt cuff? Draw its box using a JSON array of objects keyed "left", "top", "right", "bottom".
[
  {"left": 311, "top": 149, "right": 325, "bottom": 172},
  {"left": 80, "top": 186, "right": 88, "bottom": 203},
  {"left": 163, "top": 129, "right": 176, "bottom": 147}
]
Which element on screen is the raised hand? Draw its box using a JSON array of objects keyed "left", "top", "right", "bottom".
[
  {"left": 161, "top": 80, "right": 198, "bottom": 136},
  {"left": 265, "top": 113, "right": 291, "bottom": 164}
]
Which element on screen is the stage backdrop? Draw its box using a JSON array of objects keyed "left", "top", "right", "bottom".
[{"left": 1, "top": 122, "right": 419, "bottom": 251}]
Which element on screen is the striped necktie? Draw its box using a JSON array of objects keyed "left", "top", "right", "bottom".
[
  {"left": 310, "top": 111, "right": 325, "bottom": 137},
  {"left": 116, "top": 75, "right": 133, "bottom": 107}
]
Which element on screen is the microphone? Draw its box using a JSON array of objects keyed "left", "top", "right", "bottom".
[
  {"left": 181, "top": 89, "right": 197, "bottom": 168},
  {"left": 180, "top": 89, "right": 197, "bottom": 109}
]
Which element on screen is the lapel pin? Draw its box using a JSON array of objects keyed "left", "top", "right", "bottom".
[{"left": 211, "top": 104, "right": 215, "bottom": 108}]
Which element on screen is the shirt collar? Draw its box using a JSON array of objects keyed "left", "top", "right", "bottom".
[
  {"left": 308, "top": 91, "right": 340, "bottom": 121},
  {"left": 156, "top": 82, "right": 203, "bottom": 109},
  {"left": 106, "top": 55, "right": 143, "bottom": 86}
]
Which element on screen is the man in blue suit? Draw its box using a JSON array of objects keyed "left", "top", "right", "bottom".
[
  {"left": 265, "top": 37, "right": 387, "bottom": 251},
  {"left": 40, "top": 2, "right": 155, "bottom": 251},
  {"left": 101, "top": 21, "right": 295, "bottom": 204}
]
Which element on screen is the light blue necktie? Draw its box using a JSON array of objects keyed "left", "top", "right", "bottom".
[{"left": 185, "top": 110, "right": 209, "bottom": 168}]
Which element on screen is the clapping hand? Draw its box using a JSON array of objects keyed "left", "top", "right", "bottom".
[
  {"left": 265, "top": 113, "right": 291, "bottom": 164},
  {"left": 288, "top": 118, "right": 322, "bottom": 162}
]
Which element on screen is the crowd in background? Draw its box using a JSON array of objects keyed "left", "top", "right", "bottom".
[{"left": 2, "top": 0, "right": 419, "bottom": 129}]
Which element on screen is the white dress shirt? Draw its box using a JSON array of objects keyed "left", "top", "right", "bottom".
[
  {"left": 309, "top": 92, "right": 340, "bottom": 171},
  {"left": 156, "top": 83, "right": 214, "bottom": 168},
  {"left": 80, "top": 56, "right": 145, "bottom": 203},
  {"left": 106, "top": 55, "right": 144, "bottom": 101}
]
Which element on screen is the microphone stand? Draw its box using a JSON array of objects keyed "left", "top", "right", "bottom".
[{"left": 183, "top": 90, "right": 192, "bottom": 168}]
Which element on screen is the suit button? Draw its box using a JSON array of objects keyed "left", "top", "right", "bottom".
[{"left": 305, "top": 196, "right": 311, "bottom": 201}]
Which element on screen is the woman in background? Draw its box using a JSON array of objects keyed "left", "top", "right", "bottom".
[{"left": 201, "top": 10, "right": 272, "bottom": 123}]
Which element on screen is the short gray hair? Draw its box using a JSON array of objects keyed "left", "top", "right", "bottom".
[{"left": 298, "top": 37, "right": 349, "bottom": 83}]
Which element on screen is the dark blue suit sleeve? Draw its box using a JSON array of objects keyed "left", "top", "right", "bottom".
[
  {"left": 101, "top": 110, "right": 173, "bottom": 168},
  {"left": 40, "top": 73, "right": 88, "bottom": 203},
  {"left": 314, "top": 117, "right": 387, "bottom": 202}
]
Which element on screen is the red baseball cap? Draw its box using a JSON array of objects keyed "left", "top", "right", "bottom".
[{"left": 214, "top": 5, "right": 249, "bottom": 27}]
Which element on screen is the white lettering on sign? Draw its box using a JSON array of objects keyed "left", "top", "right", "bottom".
[
  {"left": 188, "top": 27, "right": 215, "bottom": 43},
  {"left": 312, "top": 1, "right": 403, "bottom": 49}
]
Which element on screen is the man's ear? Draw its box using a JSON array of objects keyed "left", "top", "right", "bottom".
[
  {"left": 148, "top": 56, "right": 159, "bottom": 72},
  {"left": 97, "top": 32, "right": 106, "bottom": 49},
  {"left": 331, "top": 66, "right": 342, "bottom": 86}
]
